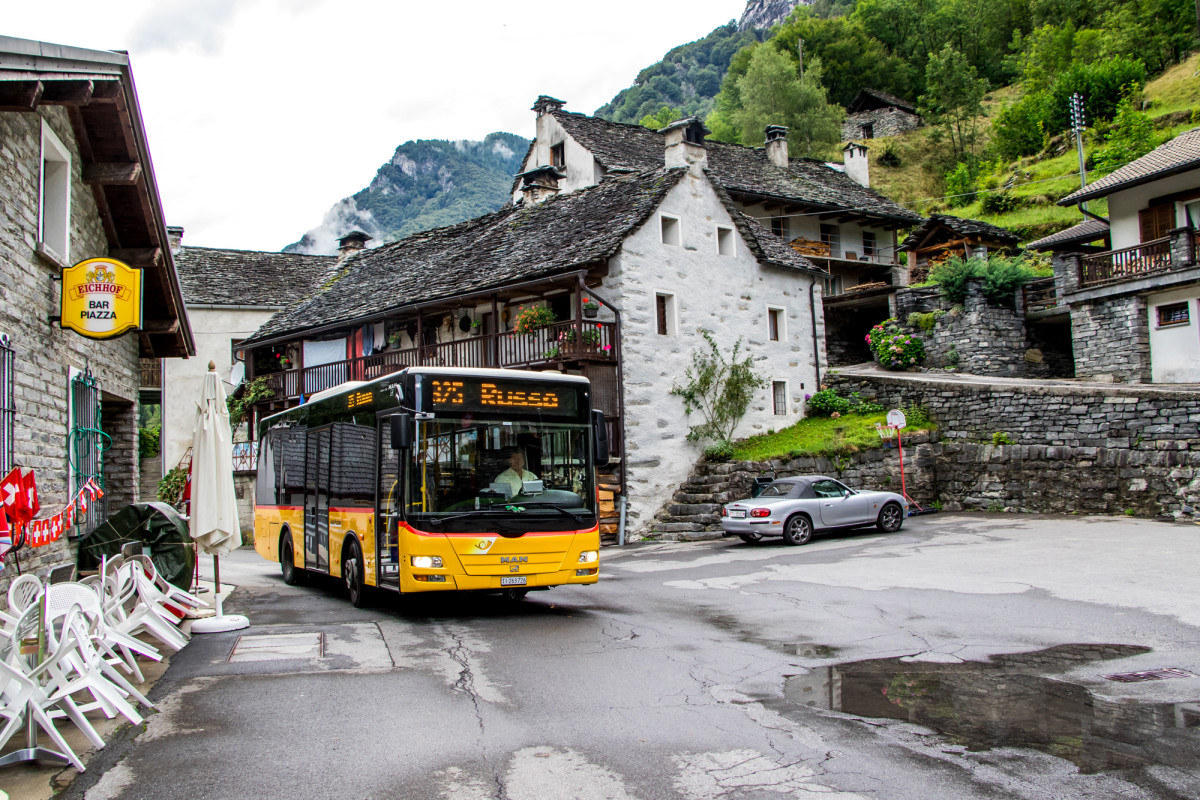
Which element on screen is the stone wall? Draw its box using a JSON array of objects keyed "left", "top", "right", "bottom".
[
  {"left": 0, "top": 106, "right": 144, "bottom": 599},
  {"left": 842, "top": 108, "right": 920, "bottom": 141},
  {"left": 893, "top": 282, "right": 1071, "bottom": 378},
  {"left": 825, "top": 372, "right": 1199, "bottom": 520},
  {"left": 1069, "top": 294, "right": 1152, "bottom": 383}
]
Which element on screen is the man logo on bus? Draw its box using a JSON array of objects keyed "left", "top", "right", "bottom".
[{"left": 500, "top": 556, "right": 528, "bottom": 563}]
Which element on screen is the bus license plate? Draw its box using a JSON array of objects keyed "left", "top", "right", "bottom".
[{"left": 501, "top": 576, "right": 527, "bottom": 586}]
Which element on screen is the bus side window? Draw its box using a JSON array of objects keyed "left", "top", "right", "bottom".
[{"left": 255, "top": 431, "right": 277, "bottom": 505}]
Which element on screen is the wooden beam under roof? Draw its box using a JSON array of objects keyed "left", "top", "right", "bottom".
[
  {"left": 0, "top": 80, "right": 43, "bottom": 111},
  {"left": 39, "top": 80, "right": 94, "bottom": 106},
  {"left": 83, "top": 162, "right": 142, "bottom": 186}
]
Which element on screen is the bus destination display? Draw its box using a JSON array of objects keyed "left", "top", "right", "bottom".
[{"left": 427, "top": 379, "right": 579, "bottom": 416}]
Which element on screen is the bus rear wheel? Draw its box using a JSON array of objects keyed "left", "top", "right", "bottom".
[
  {"left": 344, "top": 539, "right": 368, "bottom": 608},
  {"left": 281, "top": 538, "right": 304, "bottom": 585}
]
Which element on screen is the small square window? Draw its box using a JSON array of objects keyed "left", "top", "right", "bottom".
[
  {"left": 1156, "top": 302, "right": 1190, "bottom": 326},
  {"left": 661, "top": 215, "right": 681, "bottom": 246},
  {"left": 550, "top": 142, "right": 565, "bottom": 169},
  {"left": 767, "top": 308, "right": 782, "bottom": 341},
  {"left": 656, "top": 293, "right": 675, "bottom": 336},
  {"left": 772, "top": 381, "right": 787, "bottom": 416},
  {"left": 716, "top": 226, "right": 734, "bottom": 256}
]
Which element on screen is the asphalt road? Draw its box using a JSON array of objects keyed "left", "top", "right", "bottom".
[{"left": 59, "top": 513, "right": 1200, "bottom": 800}]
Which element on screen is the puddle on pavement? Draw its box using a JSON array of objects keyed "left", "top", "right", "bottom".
[{"left": 785, "top": 644, "right": 1200, "bottom": 773}]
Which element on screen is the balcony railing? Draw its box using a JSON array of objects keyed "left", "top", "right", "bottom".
[
  {"left": 139, "top": 358, "right": 161, "bottom": 388},
  {"left": 1080, "top": 237, "right": 1172, "bottom": 287},
  {"left": 1022, "top": 277, "right": 1058, "bottom": 314},
  {"left": 257, "top": 320, "right": 618, "bottom": 402},
  {"left": 232, "top": 441, "right": 259, "bottom": 472}
]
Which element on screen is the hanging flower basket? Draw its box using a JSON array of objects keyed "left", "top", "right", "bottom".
[
  {"left": 583, "top": 296, "right": 600, "bottom": 318},
  {"left": 513, "top": 305, "right": 556, "bottom": 335},
  {"left": 459, "top": 315, "right": 472, "bottom": 333}
]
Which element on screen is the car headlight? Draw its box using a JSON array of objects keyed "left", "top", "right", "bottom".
[
  {"left": 578, "top": 550, "right": 598, "bottom": 564},
  {"left": 411, "top": 556, "right": 443, "bottom": 569}
]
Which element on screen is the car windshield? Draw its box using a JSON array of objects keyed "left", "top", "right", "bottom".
[
  {"left": 759, "top": 482, "right": 793, "bottom": 497},
  {"left": 404, "top": 417, "right": 595, "bottom": 533}
]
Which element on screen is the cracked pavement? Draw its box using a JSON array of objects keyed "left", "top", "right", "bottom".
[{"left": 46, "top": 513, "right": 1200, "bottom": 800}]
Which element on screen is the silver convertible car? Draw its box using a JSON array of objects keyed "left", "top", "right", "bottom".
[{"left": 720, "top": 476, "right": 907, "bottom": 545}]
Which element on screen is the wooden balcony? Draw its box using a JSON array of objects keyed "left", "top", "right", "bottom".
[
  {"left": 139, "top": 358, "right": 161, "bottom": 388},
  {"left": 1080, "top": 237, "right": 1172, "bottom": 287},
  {"left": 256, "top": 320, "right": 618, "bottom": 403}
]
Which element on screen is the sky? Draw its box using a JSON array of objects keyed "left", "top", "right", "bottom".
[{"left": 7, "top": 0, "right": 747, "bottom": 251}]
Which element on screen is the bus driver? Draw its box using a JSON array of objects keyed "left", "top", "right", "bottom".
[{"left": 494, "top": 448, "right": 537, "bottom": 498}]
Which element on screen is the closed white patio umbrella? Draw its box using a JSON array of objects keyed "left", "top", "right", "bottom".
[{"left": 189, "top": 361, "right": 249, "bottom": 633}]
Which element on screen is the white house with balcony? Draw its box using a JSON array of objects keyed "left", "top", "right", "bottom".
[{"left": 1051, "top": 127, "right": 1200, "bottom": 383}]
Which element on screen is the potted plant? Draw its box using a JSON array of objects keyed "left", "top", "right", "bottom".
[
  {"left": 279, "top": 355, "right": 292, "bottom": 370},
  {"left": 470, "top": 319, "right": 482, "bottom": 334},
  {"left": 582, "top": 297, "right": 600, "bottom": 318},
  {"left": 582, "top": 328, "right": 602, "bottom": 347},
  {"left": 388, "top": 330, "right": 404, "bottom": 350},
  {"left": 513, "top": 305, "right": 556, "bottom": 335}
]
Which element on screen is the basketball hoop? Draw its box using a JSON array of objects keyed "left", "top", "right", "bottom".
[{"left": 875, "top": 423, "right": 897, "bottom": 447}]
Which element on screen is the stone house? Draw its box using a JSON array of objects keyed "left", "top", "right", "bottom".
[
  {"left": 0, "top": 37, "right": 194, "bottom": 589},
  {"left": 1048, "top": 127, "right": 1200, "bottom": 383},
  {"left": 899, "top": 213, "right": 1020, "bottom": 284},
  {"left": 842, "top": 89, "right": 920, "bottom": 142},
  {"left": 238, "top": 101, "right": 873, "bottom": 535},
  {"left": 153, "top": 229, "right": 336, "bottom": 531},
  {"left": 517, "top": 98, "right": 922, "bottom": 372}
]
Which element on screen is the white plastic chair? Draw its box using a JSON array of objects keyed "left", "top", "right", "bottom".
[
  {"left": 46, "top": 582, "right": 161, "bottom": 686},
  {"left": 129, "top": 555, "right": 207, "bottom": 612},
  {"left": 101, "top": 569, "right": 188, "bottom": 653},
  {"left": 6, "top": 574, "right": 42, "bottom": 616}
]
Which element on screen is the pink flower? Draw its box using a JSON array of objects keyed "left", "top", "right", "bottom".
[{"left": 831, "top": 412, "right": 841, "bottom": 418}]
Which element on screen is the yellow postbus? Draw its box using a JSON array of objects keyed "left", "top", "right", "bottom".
[{"left": 253, "top": 367, "right": 604, "bottom": 605}]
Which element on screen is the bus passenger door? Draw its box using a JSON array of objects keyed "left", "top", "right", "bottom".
[
  {"left": 376, "top": 424, "right": 400, "bottom": 587},
  {"left": 305, "top": 427, "right": 331, "bottom": 572}
]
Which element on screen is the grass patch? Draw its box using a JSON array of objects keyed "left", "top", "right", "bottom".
[
  {"left": 1143, "top": 54, "right": 1200, "bottom": 117},
  {"left": 732, "top": 412, "right": 936, "bottom": 462}
]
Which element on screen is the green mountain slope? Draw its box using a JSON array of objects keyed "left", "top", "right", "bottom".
[
  {"left": 285, "top": 132, "right": 529, "bottom": 254},
  {"left": 594, "top": 23, "right": 764, "bottom": 123}
]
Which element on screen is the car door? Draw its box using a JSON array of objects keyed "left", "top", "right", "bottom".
[{"left": 811, "top": 479, "right": 873, "bottom": 527}]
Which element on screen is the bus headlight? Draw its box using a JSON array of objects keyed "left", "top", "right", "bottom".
[
  {"left": 411, "top": 556, "right": 443, "bottom": 569},
  {"left": 577, "top": 550, "right": 598, "bottom": 564}
]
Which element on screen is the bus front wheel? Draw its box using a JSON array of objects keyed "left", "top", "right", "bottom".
[
  {"left": 344, "top": 539, "right": 368, "bottom": 608},
  {"left": 281, "top": 537, "right": 304, "bottom": 586}
]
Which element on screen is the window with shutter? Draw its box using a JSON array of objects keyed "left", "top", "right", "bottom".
[{"left": 1139, "top": 205, "right": 1173, "bottom": 242}]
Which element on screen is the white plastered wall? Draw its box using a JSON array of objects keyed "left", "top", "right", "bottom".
[
  {"left": 1148, "top": 284, "right": 1200, "bottom": 383},
  {"left": 602, "top": 172, "right": 823, "bottom": 534},
  {"left": 161, "top": 306, "right": 278, "bottom": 471},
  {"left": 1107, "top": 168, "right": 1200, "bottom": 250},
  {"left": 513, "top": 114, "right": 604, "bottom": 201}
]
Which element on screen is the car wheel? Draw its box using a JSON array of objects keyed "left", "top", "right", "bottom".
[
  {"left": 738, "top": 532, "right": 764, "bottom": 545},
  {"left": 782, "top": 514, "right": 813, "bottom": 546},
  {"left": 343, "top": 539, "right": 368, "bottom": 608},
  {"left": 877, "top": 502, "right": 904, "bottom": 533},
  {"left": 280, "top": 537, "right": 304, "bottom": 585}
]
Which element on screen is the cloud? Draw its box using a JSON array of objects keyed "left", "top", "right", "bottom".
[{"left": 127, "top": 0, "right": 239, "bottom": 54}]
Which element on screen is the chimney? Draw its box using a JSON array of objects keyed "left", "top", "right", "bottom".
[
  {"left": 660, "top": 117, "right": 709, "bottom": 175},
  {"left": 764, "top": 126, "right": 789, "bottom": 169},
  {"left": 532, "top": 95, "right": 565, "bottom": 117},
  {"left": 516, "top": 165, "right": 564, "bottom": 204},
  {"left": 338, "top": 230, "right": 372, "bottom": 259},
  {"left": 166, "top": 225, "right": 184, "bottom": 255},
  {"left": 843, "top": 141, "right": 870, "bottom": 188}
]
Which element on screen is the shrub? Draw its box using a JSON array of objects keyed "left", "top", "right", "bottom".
[
  {"left": 157, "top": 466, "right": 188, "bottom": 506},
  {"left": 906, "top": 311, "right": 941, "bottom": 331},
  {"left": 804, "top": 388, "right": 885, "bottom": 417},
  {"left": 513, "top": 305, "right": 556, "bottom": 335},
  {"left": 1092, "top": 95, "right": 1159, "bottom": 173},
  {"left": 670, "top": 329, "right": 766, "bottom": 445},
  {"left": 704, "top": 441, "right": 735, "bottom": 462},
  {"left": 877, "top": 141, "right": 902, "bottom": 167},
  {"left": 979, "top": 191, "right": 1019, "bottom": 214},
  {"left": 980, "top": 255, "right": 1039, "bottom": 308},
  {"left": 930, "top": 256, "right": 981, "bottom": 305},
  {"left": 867, "top": 319, "right": 926, "bottom": 370},
  {"left": 138, "top": 425, "right": 160, "bottom": 459},
  {"left": 944, "top": 162, "right": 975, "bottom": 207},
  {"left": 992, "top": 432, "right": 1013, "bottom": 445}
]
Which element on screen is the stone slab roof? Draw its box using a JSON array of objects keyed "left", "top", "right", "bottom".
[
  {"left": 246, "top": 168, "right": 820, "bottom": 346},
  {"left": 1026, "top": 218, "right": 1111, "bottom": 251},
  {"left": 174, "top": 247, "right": 337, "bottom": 306},
  {"left": 551, "top": 111, "right": 923, "bottom": 225},
  {"left": 1060, "top": 127, "right": 1200, "bottom": 205},
  {"left": 900, "top": 213, "right": 1019, "bottom": 250},
  {"left": 846, "top": 89, "right": 917, "bottom": 116}
]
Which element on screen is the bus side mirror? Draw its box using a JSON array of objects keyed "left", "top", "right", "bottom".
[
  {"left": 592, "top": 410, "right": 609, "bottom": 464},
  {"left": 389, "top": 414, "right": 413, "bottom": 450}
]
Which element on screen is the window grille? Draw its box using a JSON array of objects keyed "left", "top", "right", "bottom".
[
  {"left": 69, "top": 368, "right": 109, "bottom": 535},
  {"left": 772, "top": 381, "right": 787, "bottom": 416},
  {"left": 0, "top": 335, "right": 13, "bottom": 475},
  {"left": 1157, "top": 302, "right": 1190, "bottom": 326}
]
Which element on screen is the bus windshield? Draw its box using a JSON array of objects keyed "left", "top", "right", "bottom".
[{"left": 406, "top": 417, "right": 595, "bottom": 532}]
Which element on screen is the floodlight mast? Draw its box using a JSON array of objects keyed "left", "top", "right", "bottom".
[{"left": 1070, "top": 93, "right": 1088, "bottom": 213}]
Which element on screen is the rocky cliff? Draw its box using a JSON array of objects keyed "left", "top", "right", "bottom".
[
  {"left": 286, "top": 132, "right": 528, "bottom": 255},
  {"left": 737, "top": 0, "right": 807, "bottom": 30}
]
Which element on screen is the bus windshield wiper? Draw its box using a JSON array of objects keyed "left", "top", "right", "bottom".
[{"left": 508, "top": 502, "right": 587, "bottom": 524}]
